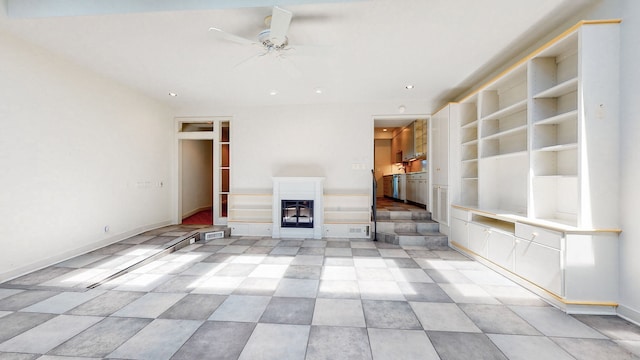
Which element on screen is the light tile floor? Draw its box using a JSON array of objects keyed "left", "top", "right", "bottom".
[{"left": 0, "top": 225, "right": 639, "bottom": 359}]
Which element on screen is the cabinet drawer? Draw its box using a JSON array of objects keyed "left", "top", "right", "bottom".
[
  {"left": 487, "top": 230, "right": 515, "bottom": 271},
  {"left": 450, "top": 217, "right": 469, "bottom": 248},
  {"left": 515, "top": 223, "right": 562, "bottom": 250},
  {"left": 451, "top": 207, "right": 471, "bottom": 221},
  {"left": 467, "top": 222, "right": 489, "bottom": 257},
  {"left": 515, "top": 240, "right": 562, "bottom": 295}
]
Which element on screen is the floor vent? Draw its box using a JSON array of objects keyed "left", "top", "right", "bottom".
[{"left": 202, "top": 231, "right": 225, "bottom": 241}]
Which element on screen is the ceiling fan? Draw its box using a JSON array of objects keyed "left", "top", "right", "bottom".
[{"left": 209, "top": 6, "right": 298, "bottom": 64}]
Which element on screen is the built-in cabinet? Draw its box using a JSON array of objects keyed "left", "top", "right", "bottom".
[
  {"left": 448, "top": 20, "right": 621, "bottom": 314},
  {"left": 430, "top": 105, "right": 456, "bottom": 226},
  {"left": 431, "top": 185, "right": 448, "bottom": 225},
  {"left": 228, "top": 193, "right": 371, "bottom": 239}
]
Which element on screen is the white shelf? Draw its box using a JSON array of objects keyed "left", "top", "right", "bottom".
[
  {"left": 481, "top": 150, "right": 528, "bottom": 160},
  {"left": 323, "top": 194, "right": 370, "bottom": 226},
  {"left": 480, "top": 99, "right": 527, "bottom": 122},
  {"left": 481, "top": 124, "right": 527, "bottom": 141},
  {"left": 461, "top": 158, "right": 478, "bottom": 164},
  {"left": 461, "top": 120, "right": 479, "bottom": 129},
  {"left": 533, "top": 77, "right": 578, "bottom": 99},
  {"left": 533, "top": 175, "right": 578, "bottom": 179},
  {"left": 535, "top": 143, "right": 578, "bottom": 152},
  {"left": 534, "top": 110, "right": 578, "bottom": 126},
  {"left": 462, "top": 139, "right": 478, "bottom": 146}
]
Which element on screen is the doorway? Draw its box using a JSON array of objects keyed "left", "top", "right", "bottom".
[
  {"left": 175, "top": 117, "right": 230, "bottom": 226},
  {"left": 181, "top": 139, "right": 213, "bottom": 225},
  {"left": 373, "top": 115, "right": 428, "bottom": 207}
]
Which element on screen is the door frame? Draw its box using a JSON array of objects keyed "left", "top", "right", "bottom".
[{"left": 174, "top": 116, "right": 231, "bottom": 225}]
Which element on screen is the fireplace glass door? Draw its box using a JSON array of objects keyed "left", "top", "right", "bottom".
[{"left": 281, "top": 200, "right": 314, "bottom": 228}]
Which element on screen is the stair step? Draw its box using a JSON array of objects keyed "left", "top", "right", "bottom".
[
  {"left": 375, "top": 231, "right": 448, "bottom": 249},
  {"left": 376, "top": 220, "right": 440, "bottom": 234},
  {"left": 376, "top": 209, "right": 432, "bottom": 221}
]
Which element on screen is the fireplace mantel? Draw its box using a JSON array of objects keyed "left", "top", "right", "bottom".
[{"left": 272, "top": 177, "right": 324, "bottom": 239}]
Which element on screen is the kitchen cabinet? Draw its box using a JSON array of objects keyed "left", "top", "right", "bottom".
[
  {"left": 406, "top": 172, "right": 428, "bottom": 206},
  {"left": 413, "top": 119, "right": 427, "bottom": 159},
  {"left": 383, "top": 175, "right": 393, "bottom": 197},
  {"left": 391, "top": 120, "right": 428, "bottom": 162},
  {"left": 400, "top": 124, "right": 414, "bottom": 162}
]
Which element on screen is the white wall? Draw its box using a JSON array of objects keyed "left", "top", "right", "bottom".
[
  {"left": 617, "top": 0, "right": 640, "bottom": 324},
  {"left": 181, "top": 140, "right": 212, "bottom": 217},
  {"left": 230, "top": 103, "right": 377, "bottom": 194},
  {"left": 0, "top": 29, "right": 174, "bottom": 280}
]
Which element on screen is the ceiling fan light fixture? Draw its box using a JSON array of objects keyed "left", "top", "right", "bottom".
[{"left": 168, "top": 92, "right": 178, "bottom": 97}]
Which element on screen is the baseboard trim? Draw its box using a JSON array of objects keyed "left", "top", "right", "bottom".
[
  {"left": 617, "top": 304, "right": 640, "bottom": 327},
  {"left": 182, "top": 205, "right": 212, "bottom": 219},
  {"left": 0, "top": 220, "right": 172, "bottom": 283}
]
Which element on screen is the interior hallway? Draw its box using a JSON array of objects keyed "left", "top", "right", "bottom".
[{"left": 0, "top": 226, "right": 639, "bottom": 359}]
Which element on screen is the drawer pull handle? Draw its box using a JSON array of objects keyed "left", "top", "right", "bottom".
[{"left": 531, "top": 232, "right": 538, "bottom": 240}]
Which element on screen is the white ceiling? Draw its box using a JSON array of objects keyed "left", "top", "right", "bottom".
[{"left": 0, "top": 0, "right": 598, "bottom": 113}]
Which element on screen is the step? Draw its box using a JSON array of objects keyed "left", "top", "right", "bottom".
[
  {"left": 376, "top": 209, "right": 432, "bottom": 221},
  {"left": 375, "top": 231, "right": 448, "bottom": 249},
  {"left": 376, "top": 219, "right": 440, "bottom": 234}
]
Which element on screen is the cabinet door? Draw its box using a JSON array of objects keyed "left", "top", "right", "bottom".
[
  {"left": 439, "top": 187, "right": 448, "bottom": 225},
  {"left": 515, "top": 239, "right": 562, "bottom": 295},
  {"left": 467, "top": 222, "right": 489, "bottom": 257},
  {"left": 450, "top": 217, "right": 469, "bottom": 248},
  {"left": 431, "top": 106, "right": 449, "bottom": 185},
  {"left": 487, "top": 230, "right": 515, "bottom": 271},
  {"left": 420, "top": 179, "right": 428, "bottom": 205}
]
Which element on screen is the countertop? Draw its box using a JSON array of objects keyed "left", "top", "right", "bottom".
[{"left": 383, "top": 171, "right": 427, "bottom": 176}]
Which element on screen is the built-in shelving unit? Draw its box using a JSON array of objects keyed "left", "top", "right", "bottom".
[
  {"left": 323, "top": 194, "right": 370, "bottom": 224},
  {"left": 227, "top": 194, "right": 273, "bottom": 236},
  {"left": 449, "top": 20, "right": 621, "bottom": 314},
  {"left": 227, "top": 193, "right": 371, "bottom": 238}
]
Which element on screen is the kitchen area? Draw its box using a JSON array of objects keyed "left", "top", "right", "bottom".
[{"left": 374, "top": 118, "right": 428, "bottom": 208}]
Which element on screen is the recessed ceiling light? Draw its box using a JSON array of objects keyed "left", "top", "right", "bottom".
[
  {"left": 405, "top": 85, "right": 414, "bottom": 89},
  {"left": 168, "top": 92, "right": 178, "bottom": 97},
  {"left": 269, "top": 90, "right": 278, "bottom": 96},
  {"left": 315, "top": 88, "right": 323, "bottom": 94},
  {"left": 382, "top": 128, "right": 388, "bottom": 132}
]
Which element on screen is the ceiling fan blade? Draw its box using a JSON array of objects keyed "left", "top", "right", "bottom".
[
  {"left": 209, "top": 27, "right": 256, "bottom": 45},
  {"left": 269, "top": 6, "right": 292, "bottom": 46}
]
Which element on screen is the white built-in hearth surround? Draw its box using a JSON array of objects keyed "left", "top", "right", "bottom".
[{"left": 272, "top": 177, "right": 324, "bottom": 239}]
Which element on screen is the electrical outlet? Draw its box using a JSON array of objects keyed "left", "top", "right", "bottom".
[{"left": 104, "top": 225, "right": 110, "bottom": 233}]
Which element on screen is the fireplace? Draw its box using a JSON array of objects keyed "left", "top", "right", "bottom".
[
  {"left": 281, "top": 200, "right": 314, "bottom": 228},
  {"left": 272, "top": 177, "right": 324, "bottom": 239}
]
